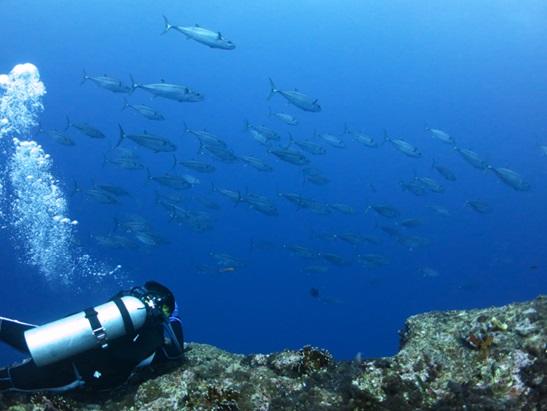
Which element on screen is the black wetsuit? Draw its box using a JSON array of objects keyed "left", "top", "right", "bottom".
[{"left": 0, "top": 292, "right": 184, "bottom": 392}]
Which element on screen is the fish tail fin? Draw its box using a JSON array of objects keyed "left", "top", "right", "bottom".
[
  {"left": 70, "top": 179, "right": 80, "bottom": 197},
  {"left": 80, "top": 69, "right": 88, "bottom": 85},
  {"left": 64, "top": 115, "right": 71, "bottom": 131},
  {"left": 234, "top": 191, "right": 242, "bottom": 207},
  {"left": 121, "top": 98, "right": 129, "bottom": 111},
  {"left": 343, "top": 123, "right": 349, "bottom": 135},
  {"left": 288, "top": 132, "right": 295, "bottom": 146},
  {"left": 129, "top": 74, "right": 138, "bottom": 94},
  {"left": 171, "top": 154, "right": 177, "bottom": 170},
  {"left": 112, "top": 217, "right": 120, "bottom": 233},
  {"left": 153, "top": 190, "right": 161, "bottom": 205},
  {"left": 117, "top": 124, "right": 125, "bottom": 147},
  {"left": 267, "top": 78, "right": 277, "bottom": 100},
  {"left": 243, "top": 119, "right": 250, "bottom": 131},
  {"left": 161, "top": 15, "right": 172, "bottom": 35},
  {"left": 183, "top": 122, "right": 190, "bottom": 135},
  {"left": 146, "top": 168, "right": 152, "bottom": 181},
  {"left": 381, "top": 129, "right": 390, "bottom": 146},
  {"left": 101, "top": 153, "right": 108, "bottom": 168}
]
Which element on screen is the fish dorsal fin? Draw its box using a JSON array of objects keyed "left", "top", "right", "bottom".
[
  {"left": 313, "top": 99, "right": 318, "bottom": 104},
  {"left": 184, "top": 87, "right": 189, "bottom": 93},
  {"left": 294, "top": 88, "right": 299, "bottom": 91},
  {"left": 144, "top": 130, "right": 148, "bottom": 134},
  {"left": 195, "top": 23, "right": 200, "bottom": 27},
  {"left": 160, "top": 79, "right": 165, "bottom": 83},
  {"left": 217, "top": 32, "right": 222, "bottom": 40}
]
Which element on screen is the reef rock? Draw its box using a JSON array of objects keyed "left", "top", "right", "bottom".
[{"left": 1, "top": 296, "right": 545, "bottom": 410}]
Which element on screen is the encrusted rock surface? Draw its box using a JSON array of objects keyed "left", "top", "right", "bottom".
[{"left": 1, "top": 296, "right": 545, "bottom": 410}]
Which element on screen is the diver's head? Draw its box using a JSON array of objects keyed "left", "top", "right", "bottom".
[{"left": 143, "top": 281, "right": 175, "bottom": 317}]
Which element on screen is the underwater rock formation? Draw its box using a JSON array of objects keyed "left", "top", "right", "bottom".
[{"left": 1, "top": 296, "right": 545, "bottom": 410}]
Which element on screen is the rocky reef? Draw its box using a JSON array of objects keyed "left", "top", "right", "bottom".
[{"left": 1, "top": 296, "right": 545, "bottom": 410}]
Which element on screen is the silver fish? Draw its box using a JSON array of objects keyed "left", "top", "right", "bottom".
[
  {"left": 321, "top": 252, "right": 351, "bottom": 267},
  {"left": 284, "top": 244, "right": 319, "bottom": 259},
  {"left": 358, "top": 254, "right": 389, "bottom": 267},
  {"left": 432, "top": 160, "right": 456, "bottom": 181},
  {"left": 268, "top": 108, "right": 298, "bottom": 125},
  {"left": 104, "top": 155, "right": 144, "bottom": 170},
  {"left": 344, "top": 125, "right": 377, "bottom": 148},
  {"left": 133, "top": 230, "right": 169, "bottom": 247},
  {"left": 329, "top": 203, "right": 356, "bottom": 215},
  {"left": 240, "top": 156, "right": 273, "bottom": 172},
  {"left": 147, "top": 169, "right": 193, "bottom": 190},
  {"left": 333, "top": 232, "right": 367, "bottom": 246},
  {"left": 39, "top": 127, "right": 74, "bottom": 146},
  {"left": 427, "top": 204, "right": 451, "bottom": 217},
  {"left": 85, "top": 187, "right": 119, "bottom": 204},
  {"left": 212, "top": 184, "right": 241, "bottom": 203},
  {"left": 414, "top": 176, "right": 445, "bottom": 193},
  {"left": 303, "top": 167, "right": 330, "bottom": 186},
  {"left": 117, "top": 125, "right": 176, "bottom": 153},
  {"left": 466, "top": 200, "right": 492, "bottom": 214},
  {"left": 316, "top": 131, "right": 345, "bottom": 148},
  {"left": 175, "top": 157, "right": 216, "bottom": 173},
  {"left": 454, "top": 146, "right": 488, "bottom": 170},
  {"left": 420, "top": 267, "right": 440, "bottom": 278},
  {"left": 184, "top": 123, "right": 226, "bottom": 148},
  {"left": 289, "top": 134, "right": 327, "bottom": 155},
  {"left": 122, "top": 99, "right": 165, "bottom": 120},
  {"left": 81, "top": 70, "right": 132, "bottom": 93},
  {"left": 487, "top": 166, "right": 530, "bottom": 191},
  {"left": 93, "top": 234, "right": 138, "bottom": 249},
  {"left": 397, "top": 218, "right": 422, "bottom": 228},
  {"left": 243, "top": 193, "right": 278, "bottom": 216},
  {"left": 203, "top": 144, "right": 238, "bottom": 163},
  {"left": 269, "top": 147, "right": 310, "bottom": 166},
  {"left": 278, "top": 193, "right": 330, "bottom": 214},
  {"left": 426, "top": 127, "right": 455, "bottom": 145},
  {"left": 267, "top": 78, "right": 321, "bottom": 112},
  {"left": 245, "top": 121, "right": 280, "bottom": 144},
  {"left": 384, "top": 130, "right": 421, "bottom": 158},
  {"left": 131, "top": 76, "right": 203, "bottom": 102},
  {"left": 114, "top": 214, "right": 151, "bottom": 233},
  {"left": 366, "top": 204, "right": 400, "bottom": 218},
  {"left": 95, "top": 184, "right": 131, "bottom": 197},
  {"left": 400, "top": 179, "right": 427, "bottom": 196},
  {"left": 162, "top": 16, "right": 235, "bottom": 50},
  {"left": 66, "top": 116, "right": 105, "bottom": 139}
]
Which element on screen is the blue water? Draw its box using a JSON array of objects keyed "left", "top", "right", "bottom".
[{"left": 1, "top": 0, "right": 546, "bottom": 364}]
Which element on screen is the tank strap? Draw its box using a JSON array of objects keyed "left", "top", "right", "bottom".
[
  {"left": 112, "top": 298, "right": 136, "bottom": 339},
  {"left": 84, "top": 308, "right": 108, "bottom": 349}
]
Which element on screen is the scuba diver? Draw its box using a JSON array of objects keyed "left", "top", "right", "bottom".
[{"left": 0, "top": 281, "right": 184, "bottom": 392}]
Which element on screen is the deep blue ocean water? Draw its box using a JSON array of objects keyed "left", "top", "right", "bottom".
[{"left": 1, "top": 1, "right": 546, "bottom": 365}]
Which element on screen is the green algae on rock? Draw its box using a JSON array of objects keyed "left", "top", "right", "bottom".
[{"left": 1, "top": 296, "right": 545, "bottom": 410}]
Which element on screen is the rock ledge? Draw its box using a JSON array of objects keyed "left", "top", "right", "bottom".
[{"left": 1, "top": 296, "right": 545, "bottom": 410}]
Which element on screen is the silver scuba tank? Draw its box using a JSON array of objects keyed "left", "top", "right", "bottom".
[{"left": 24, "top": 296, "right": 147, "bottom": 367}]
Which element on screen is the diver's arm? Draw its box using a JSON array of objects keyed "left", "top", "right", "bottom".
[{"left": 0, "top": 317, "right": 37, "bottom": 353}]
